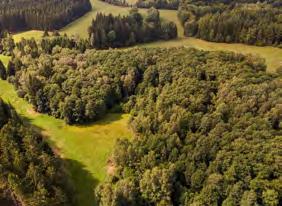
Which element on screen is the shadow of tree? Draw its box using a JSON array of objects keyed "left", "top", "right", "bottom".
[
  {"left": 17, "top": 114, "right": 100, "bottom": 206},
  {"left": 64, "top": 159, "right": 99, "bottom": 206},
  {"left": 75, "top": 113, "right": 125, "bottom": 128}
]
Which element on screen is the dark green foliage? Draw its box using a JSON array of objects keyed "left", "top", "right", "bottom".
[
  {"left": 0, "top": 33, "right": 15, "bottom": 56},
  {"left": 136, "top": 0, "right": 179, "bottom": 9},
  {"left": 0, "top": 98, "right": 73, "bottom": 205},
  {"left": 6, "top": 36, "right": 282, "bottom": 205},
  {"left": 88, "top": 8, "right": 177, "bottom": 49},
  {"left": 0, "top": 0, "right": 92, "bottom": 32},
  {"left": 179, "top": 0, "right": 282, "bottom": 47},
  {"left": 100, "top": 0, "right": 130, "bottom": 7},
  {"left": 101, "top": 0, "right": 179, "bottom": 9},
  {"left": 0, "top": 60, "right": 6, "bottom": 80},
  {"left": 96, "top": 49, "right": 281, "bottom": 205}
]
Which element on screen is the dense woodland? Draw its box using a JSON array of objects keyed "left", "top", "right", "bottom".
[
  {"left": 136, "top": 0, "right": 179, "bottom": 9},
  {"left": 0, "top": 0, "right": 92, "bottom": 31},
  {"left": 2, "top": 34, "right": 281, "bottom": 205},
  {"left": 96, "top": 49, "right": 281, "bottom": 205},
  {"left": 101, "top": 0, "right": 179, "bottom": 9},
  {"left": 0, "top": 98, "right": 73, "bottom": 205},
  {"left": 0, "top": 1, "right": 281, "bottom": 205},
  {"left": 178, "top": 0, "right": 282, "bottom": 47},
  {"left": 89, "top": 8, "right": 177, "bottom": 49}
]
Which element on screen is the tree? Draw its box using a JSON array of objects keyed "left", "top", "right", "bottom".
[
  {"left": 0, "top": 60, "right": 6, "bottom": 80},
  {"left": 140, "top": 166, "right": 174, "bottom": 204}
]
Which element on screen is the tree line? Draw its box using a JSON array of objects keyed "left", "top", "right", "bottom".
[
  {"left": 0, "top": 98, "right": 74, "bottom": 205},
  {"left": 101, "top": 0, "right": 179, "bottom": 10},
  {"left": 0, "top": 0, "right": 92, "bottom": 31},
  {"left": 136, "top": 0, "right": 179, "bottom": 9},
  {"left": 88, "top": 8, "right": 177, "bottom": 49},
  {"left": 178, "top": 0, "right": 282, "bottom": 47}
]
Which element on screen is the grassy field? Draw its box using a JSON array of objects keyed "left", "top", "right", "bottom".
[
  {"left": 0, "top": 66, "right": 132, "bottom": 206},
  {"left": 13, "top": 30, "right": 44, "bottom": 43}
]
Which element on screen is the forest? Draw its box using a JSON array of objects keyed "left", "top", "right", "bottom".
[
  {"left": 96, "top": 48, "right": 281, "bottom": 205},
  {"left": 0, "top": 0, "right": 92, "bottom": 31},
  {"left": 0, "top": 0, "right": 281, "bottom": 205},
  {"left": 101, "top": 0, "right": 179, "bottom": 9},
  {"left": 178, "top": 0, "right": 282, "bottom": 47},
  {"left": 0, "top": 98, "right": 73, "bottom": 205},
  {"left": 1, "top": 33, "right": 281, "bottom": 205},
  {"left": 136, "top": 0, "right": 179, "bottom": 9},
  {"left": 88, "top": 8, "right": 177, "bottom": 49}
]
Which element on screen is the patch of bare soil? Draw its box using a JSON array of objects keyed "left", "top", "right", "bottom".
[
  {"left": 27, "top": 108, "right": 39, "bottom": 117},
  {"left": 107, "top": 159, "right": 116, "bottom": 176}
]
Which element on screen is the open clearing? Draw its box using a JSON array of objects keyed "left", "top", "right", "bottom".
[
  {"left": 12, "top": 0, "right": 282, "bottom": 72},
  {"left": 0, "top": 75, "right": 132, "bottom": 206}
]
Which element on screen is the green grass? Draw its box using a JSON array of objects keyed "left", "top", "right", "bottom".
[
  {"left": 13, "top": 30, "right": 44, "bottom": 43},
  {"left": 0, "top": 55, "right": 10, "bottom": 66},
  {"left": 0, "top": 70, "right": 132, "bottom": 206}
]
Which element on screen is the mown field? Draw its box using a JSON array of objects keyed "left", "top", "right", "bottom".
[{"left": 0, "top": 72, "right": 132, "bottom": 206}]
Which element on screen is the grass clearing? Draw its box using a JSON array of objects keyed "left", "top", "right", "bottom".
[
  {"left": 0, "top": 75, "right": 132, "bottom": 206},
  {"left": 13, "top": 30, "right": 44, "bottom": 43}
]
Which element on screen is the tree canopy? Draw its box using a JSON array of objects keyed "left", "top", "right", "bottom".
[
  {"left": 0, "top": 0, "right": 92, "bottom": 31},
  {"left": 0, "top": 98, "right": 74, "bottom": 205},
  {"left": 88, "top": 8, "right": 177, "bottom": 49},
  {"left": 178, "top": 0, "right": 282, "bottom": 47}
]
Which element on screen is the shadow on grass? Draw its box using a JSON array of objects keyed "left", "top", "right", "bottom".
[
  {"left": 64, "top": 159, "right": 99, "bottom": 206},
  {"left": 75, "top": 112, "right": 125, "bottom": 128},
  {"left": 18, "top": 114, "right": 100, "bottom": 206}
]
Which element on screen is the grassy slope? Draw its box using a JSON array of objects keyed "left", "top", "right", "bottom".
[
  {"left": 0, "top": 68, "right": 132, "bottom": 205},
  {"left": 12, "top": 0, "right": 281, "bottom": 72}
]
